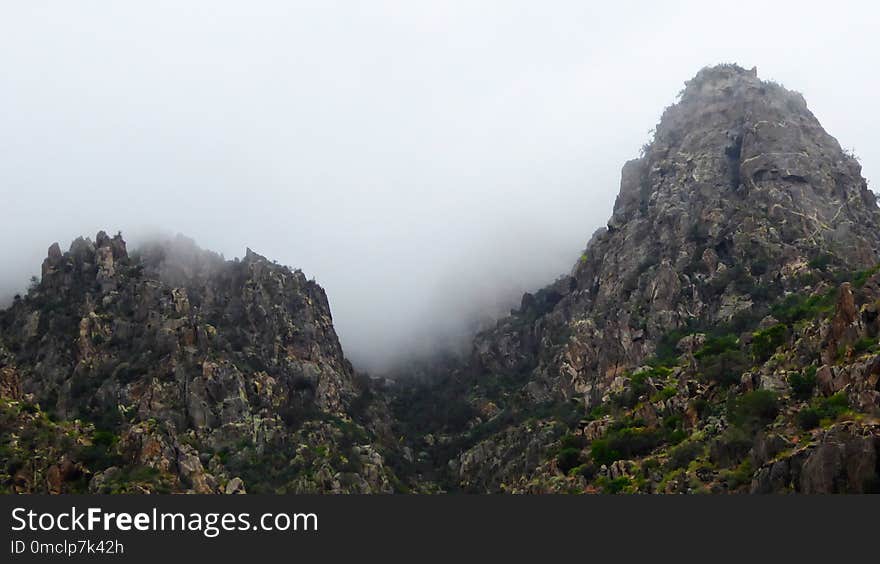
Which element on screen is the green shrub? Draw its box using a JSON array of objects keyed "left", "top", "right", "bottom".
[
  {"left": 695, "top": 334, "right": 739, "bottom": 359},
  {"left": 598, "top": 476, "right": 632, "bottom": 494},
  {"left": 559, "top": 433, "right": 586, "bottom": 450},
  {"left": 556, "top": 447, "right": 583, "bottom": 474},
  {"left": 554, "top": 434, "right": 587, "bottom": 474},
  {"left": 796, "top": 408, "right": 821, "bottom": 430},
  {"left": 710, "top": 426, "right": 753, "bottom": 467},
  {"left": 654, "top": 330, "right": 691, "bottom": 365},
  {"left": 590, "top": 427, "right": 663, "bottom": 466},
  {"left": 667, "top": 440, "right": 704, "bottom": 470},
  {"left": 808, "top": 253, "right": 833, "bottom": 271},
  {"left": 751, "top": 324, "right": 787, "bottom": 363},
  {"left": 589, "top": 439, "right": 620, "bottom": 468},
  {"left": 699, "top": 349, "right": 749, "bottom": 387},
  {"left": 571, "top": 463, "right": 597, "bottom": 480},
  {"left": 722, "top": 459, "right": 753, "bottom": 490},
  {"left": 661, "top": 414, "right": 687, "bottom": 444},
  {"left": 690, "top": 398, "right": 710, "bottom": 417},
  {"left": 853, "top": 264, "right": 880, "bottom": 288},
  {"left": 821, "top": 392, "right": 850, "bottom": 417},
  {"left": 612, "top": 370, "right": 656, "bottom": 408},
  {"left": 585, "top": 404, "right": 609, "bottom": 421},
  {"left": 852, "top": 337, "right": 877, "bottom": 355},
  {"left": 730, "top": 390, "right": 779, "bottom": 429},
  {"left": 789, "top": 366, "right": 817, "bottom": 401},
  {"left": 651, "top": 386, "right": 677, "bottom": 403},
  {"left": 797, "top": 392, "right": 850, "bottom": 430},
  {"left": 770, "top": 288, "right": 837, "bottom": 324}
]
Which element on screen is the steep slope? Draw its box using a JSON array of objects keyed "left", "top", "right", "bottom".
[
  {"left": 479, "top": 64, "right": 880, "bottom": 405},
  {"left": 3, "top": 64, "right": 880, "bottom": 495},
  {"left": 0, "top": 233, "right": 398, "bottom": 493},
  {"left": 391, "top": 64, "right": 880, "bottom": 493}
]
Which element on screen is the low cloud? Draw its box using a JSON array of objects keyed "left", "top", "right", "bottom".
[{"left": 1, "top": 2, "right": 878, "bottom": 372}]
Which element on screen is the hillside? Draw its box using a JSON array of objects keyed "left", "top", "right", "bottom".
[
  {"left": 2, "top": 65, "right": 879, "bottom": 494},
  {"left": 389, "top": 65, "right": 880, "bottom": 493},
  {"left": 0, "top": 234, "right": 398, "bottom": 493}
]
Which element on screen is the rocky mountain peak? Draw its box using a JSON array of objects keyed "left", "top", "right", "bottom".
[
  {"left": 608, "top": 63, "right": 876, "bottom": 259},
  {"left": 1, "top": 232, "right": 399, "bottom": 493},
  {"left": 412, "top": 65, "right": 880, "bottom": 494},
  {"left": 472, "top": 64, "right": 880, "bottom": 408},
  {"left": 4, "top": 65, "right": 880, "bottom": 496}
]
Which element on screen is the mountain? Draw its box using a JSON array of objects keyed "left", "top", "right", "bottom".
[
  {"left": 0, "top": 233, "right": 398, "bottom": 493},
  {"left": 2, "top": 64, "right": 880, "bottom": 494},
  {"left": 390, "top": 64, "right": 880, "bottom": 493}
]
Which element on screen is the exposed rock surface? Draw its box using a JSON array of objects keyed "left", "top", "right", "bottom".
[
  {"left": 1, "top": 233, "right": 397, "bottom": 493},
  {"left": 3, "top": 64, "right": 880, "bottom": 495},
  {"left": 389, "top": 65, "right": 880, "bottom": 494},
  {"left": 474, "top": 64, "right": 880, "bottom": 409}
]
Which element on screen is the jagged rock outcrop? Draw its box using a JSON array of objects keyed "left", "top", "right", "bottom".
[
  {"left": 0, "top": 232, "right": 397, "bottom": 493},
  {"left": 4, "top": 64, "right": 880, "bottom": 495},
  {"left": 473, "top": 64, "right": 880, "bottom": 409},
  {"left": 751, "top": 422, "right": 880, "bottom": 494},
  {"left": 390, "top": 64, "right": 880, "bottom": 494}
]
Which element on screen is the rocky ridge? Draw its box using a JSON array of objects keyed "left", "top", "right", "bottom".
[
  {"left": 3, "top": 65, "right": 880, "bottom": 494},
  {"left": 0, "top": 233, "right": 397, "bottom": 493},
  {"left": 388, "top": 65, "right": 880, "bottom": 493}
]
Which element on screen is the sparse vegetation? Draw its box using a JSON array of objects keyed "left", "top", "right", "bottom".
[
  {"left": 751, "top": 324, "right": 787, "bottom": 363},
  {"left": 797, "top": 392, "right": 851, "bottom": 430},
  {"left": 789, "top": 366, "right": 817, "bottom": 401}
]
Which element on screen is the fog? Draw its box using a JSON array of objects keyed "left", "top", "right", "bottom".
[{"left": 1, "top": 2, "right": 878, "bottom": 371}]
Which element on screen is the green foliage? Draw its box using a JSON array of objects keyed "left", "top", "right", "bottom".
[
  {"left": 100, "top": 466, "right": 173, "bottom": 494},
  {"left": 556, "top": 448, "right": 583, "bottom": 474},
  {"left": 721, "top": 459, "right": 753, "bottom": 490},
  {"left": 710, "top": 426, "right": 753, "bottom": 467},
  {"left": 852, "top": 337, "right": 878, "bottom": 355},
  {"left": 807, "top": 253, "right": 833, "bottom": 271},
  {"left": 651, "top": 386, "right": 677, "bottom": 403},
  {"left": 666, "top": 440, "right": 704, "bottom": 470},
  {"left": 749, "top": 257, "right": 770, "bottom": 277},
  {"left": 597, "top": 476, "right": 632, "bottom": 494},
  {"left": 589, "top": 439, "right": 619, "bottom": 468},
  {"left": 788, "top": 366, "right": 817, "bottom": 401},
  {"left": 78, "top": 430, "right": 123, "bottom": 469},
  {"left": 590, "top": 427, "right": 663, "bottom": 467},
  {"left": 796, "top": 409, "right": 821, "bottom": 431},
  {"left": 730, "top": 390, "right": 779, "bottom": 429},
  {"left": 796, "top": 392, "right": 850, "bottom": 430},
  {"left": 694, "top": 334, "right": 739, "bottom": 359},
  {"left": 555, "top": 433, "right": 586, "bottom": 474},
  {"left": 690, "top": 333, "right": 749, "bottom": 387},
  {"left": 690, "top": 398, "right": 711, "bottom": 418},
  {"left": 0, "top": 399, "right": 126, "bottom": 493},
  {"left": 770, "top": 288, "right": 836, "bottom": 324},
  {"left": 751, "top": 324, "right": 787, "bottom": 363},
  {"left": 654, "top": 330, "right": 691, "bottom": 366},
  {"left": 222, "top": 418, "right": 378, "bottom": 494},
  {"left": 661, "top": 414, "right": 687, "bottom": 444},
  {"left": 698, "top": 348, "right": 749, "bottom": 387},
  {"left": 585, "top": 404, "right": 609, "bottom": 421},
  {"left": 853, "top": 264, "right": 880, "bottom": 288},
  {"left": 612, "top": 368, "right": 667, "bottom": 408}
]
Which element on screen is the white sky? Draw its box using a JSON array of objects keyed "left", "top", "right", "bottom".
[{"left": 1, "top": 1, "right": 878, "bottom": 370}]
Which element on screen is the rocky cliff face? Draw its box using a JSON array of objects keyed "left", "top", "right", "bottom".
[
  {"left": 475, "top": 64, "right": 880, "bottom": 407},
  {"left": 390, "top": 65, "right": 880, "bottom": 493},
  {"left": 0, "top": 233, "right": 397, "bottom": 493},
  {"left": 3, "top": 64, "right": 880, "bottom": 495}
]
